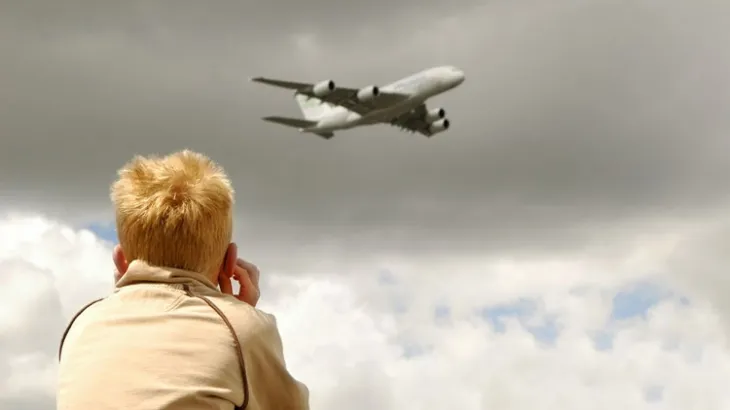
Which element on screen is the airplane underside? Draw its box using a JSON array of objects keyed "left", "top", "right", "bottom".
[{"left": 264, "top": 98, "right": 450, "bottom": 140}]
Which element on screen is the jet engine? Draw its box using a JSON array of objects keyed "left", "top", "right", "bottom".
[
  {"left": 312, "top": 80, "right": 336, "bottom": 97},
  {"left": 424, "top": 108, "right": 446, "bottom": 122},
  {"left": 428, "top": 118, "right": 450, "bottom": 134},
  {"left": 356, "top": 85, "right": 380, "bottom": 102}
]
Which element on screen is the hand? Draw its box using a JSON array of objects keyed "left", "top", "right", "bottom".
[{"left": 219, "top": 258, "right": 260, "bottom": 307}]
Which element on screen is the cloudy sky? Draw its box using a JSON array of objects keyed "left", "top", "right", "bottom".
[{"left": 3, "top": 0, "right": 730, "bottom": 408}]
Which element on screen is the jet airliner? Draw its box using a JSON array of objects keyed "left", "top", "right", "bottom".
[{"left": 250, "top": 65, "right": 465, "bottom": 139}]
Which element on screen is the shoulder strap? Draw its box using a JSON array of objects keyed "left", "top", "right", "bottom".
[
  {"left": 58, "top": 298, "right": 105, "bottom": 361},
  {"left": 183, "top": 284, "right": 250, "bottom": 410}
]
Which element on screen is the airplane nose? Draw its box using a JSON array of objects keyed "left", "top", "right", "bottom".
[{"left": 455, "top": 70, "right": 465, "bottom": 84}]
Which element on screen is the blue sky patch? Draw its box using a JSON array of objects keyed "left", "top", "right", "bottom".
[
  {"left": 434, "top": 304, "right": 451, "bottom": 320},
  {"left": 401, "top": 342, "right": 432, "bottom": 359},
  {"left": 526, "top": 318, "right": 560, "bottom": 345},
  {"left": 480, "top": 299, "right": 559, "bottom": 343},
  {"left": 482, "top": 298, "right": 536, "bottom": 333},
  {"left": 611, "top": 281, "right": 670, "bottom": 321},
  {"left": 85, "top": 222, "right": 118, "bottom": 244},
  {"left": 474, "top": 281, "right": 689, "bottom": 352},
  {"left": 592, "top": 330, "right": 614, "bottom": 351}
]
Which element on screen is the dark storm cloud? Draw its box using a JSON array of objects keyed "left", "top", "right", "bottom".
[{"left": 2, "top": 0, "right": 730, "bottom": 258}]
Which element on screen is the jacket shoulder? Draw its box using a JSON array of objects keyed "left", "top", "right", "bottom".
[
  {"left": 202, "top": 294, "right": 310, "bottom": 409},
  {"left": 183, "top": 285, "right": 276, "bottom": 340},
  {"left": 184, "top": 285, "right": 310, "bottom": 409},
  {"left": 211, "top": 293, "right": 278, "bottom": 341}
]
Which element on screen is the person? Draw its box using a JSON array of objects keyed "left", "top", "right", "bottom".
[{"left": 57, "top": 150, "right": 309, "bottom": 410}]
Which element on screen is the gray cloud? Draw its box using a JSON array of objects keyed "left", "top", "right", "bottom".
[
  {"left": 0, "top": 395, "right": 55, "bottom": 410},
  {"left": 2, "top": 0, "right": 730, "bottom": 261},
  {"left": 665, "top": 215, "right": 730, "bottom": 337}
]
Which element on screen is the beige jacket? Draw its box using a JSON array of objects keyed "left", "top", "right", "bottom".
[{"left": 57, "top": 260, "right": 309, "bottom": 410}]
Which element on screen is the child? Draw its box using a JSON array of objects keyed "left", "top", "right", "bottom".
[{"left": 57, "top": 150, "right": 309, "bottom": 410}]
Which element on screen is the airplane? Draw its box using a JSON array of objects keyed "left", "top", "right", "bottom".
[{"left": 250, "top": 65, "right": 465, "bottom": 139}]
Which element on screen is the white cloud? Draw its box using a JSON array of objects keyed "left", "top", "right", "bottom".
[{"left": 3, "top": 213, "right": 730, "bottom": 409}]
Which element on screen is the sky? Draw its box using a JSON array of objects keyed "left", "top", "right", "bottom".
[{"left": 2, "top": 0, "right": 730, "bottom": 409}]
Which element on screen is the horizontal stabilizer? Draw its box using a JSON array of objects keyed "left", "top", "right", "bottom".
[{"left": 261, "top": 116, "right": 317, "bottom": 129}]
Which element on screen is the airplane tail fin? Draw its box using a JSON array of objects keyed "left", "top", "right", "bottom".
[
  {"left": 261, "top": 116, "right": 334, "bottom": 139},
  {"left": 294, "top": 93, "right": 336, "bottom": 121}
]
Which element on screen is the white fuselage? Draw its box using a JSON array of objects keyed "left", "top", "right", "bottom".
[{"left": 309, "top": 66, "right": 465, "bottom": 133}]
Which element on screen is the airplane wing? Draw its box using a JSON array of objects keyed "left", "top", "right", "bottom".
[
  {"left": 250, "top": 77, "right": 410, "bottom": 115},
  {"left": 389, "top": 104, "right": 438, "bottom": 137}
]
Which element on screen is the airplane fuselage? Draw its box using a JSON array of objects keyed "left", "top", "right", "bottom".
[{"left": 307, "top": 66, "right": 465, "bottom": 133}]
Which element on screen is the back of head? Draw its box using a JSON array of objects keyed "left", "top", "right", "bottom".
[{"left": 110, "top": 150, "right": 234, "bottom": 275}]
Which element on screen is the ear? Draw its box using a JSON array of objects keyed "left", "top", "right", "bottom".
[
  {"left": 112, "top": 244, "right": 129, "bottom": 275},
  {"left": 219, "top": 243, "right": 238, "bottom": 279}
]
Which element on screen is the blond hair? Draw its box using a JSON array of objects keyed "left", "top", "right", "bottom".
[{"left": 110, "top": 150, "right": 234, "bottom": 274}]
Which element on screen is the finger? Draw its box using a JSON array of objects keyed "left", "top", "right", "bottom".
[
  {"left": 234, "top": 263, "right": 254, "bottom": 290},
  {"left": 249, "top": 264, "right": 260, "bottom": 287},
  {"left": 218, "top": 273, "right": 233, "bottom": 295},
  {"left": 234, "top": 258, "right": 247, "bottom": 279},
  {"left": 234, "top": 264, "right": 259, "bottom": 304},
  {"left": 237, "top": 259, "right": 260, "bottom": 286},
  {"left": 236, "top": 258, "right": 249, "bottom": 269}
]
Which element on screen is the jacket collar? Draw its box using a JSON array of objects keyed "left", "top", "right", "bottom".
[{"left": 116, "top": 260, "right": 218, "bottom": 291}]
